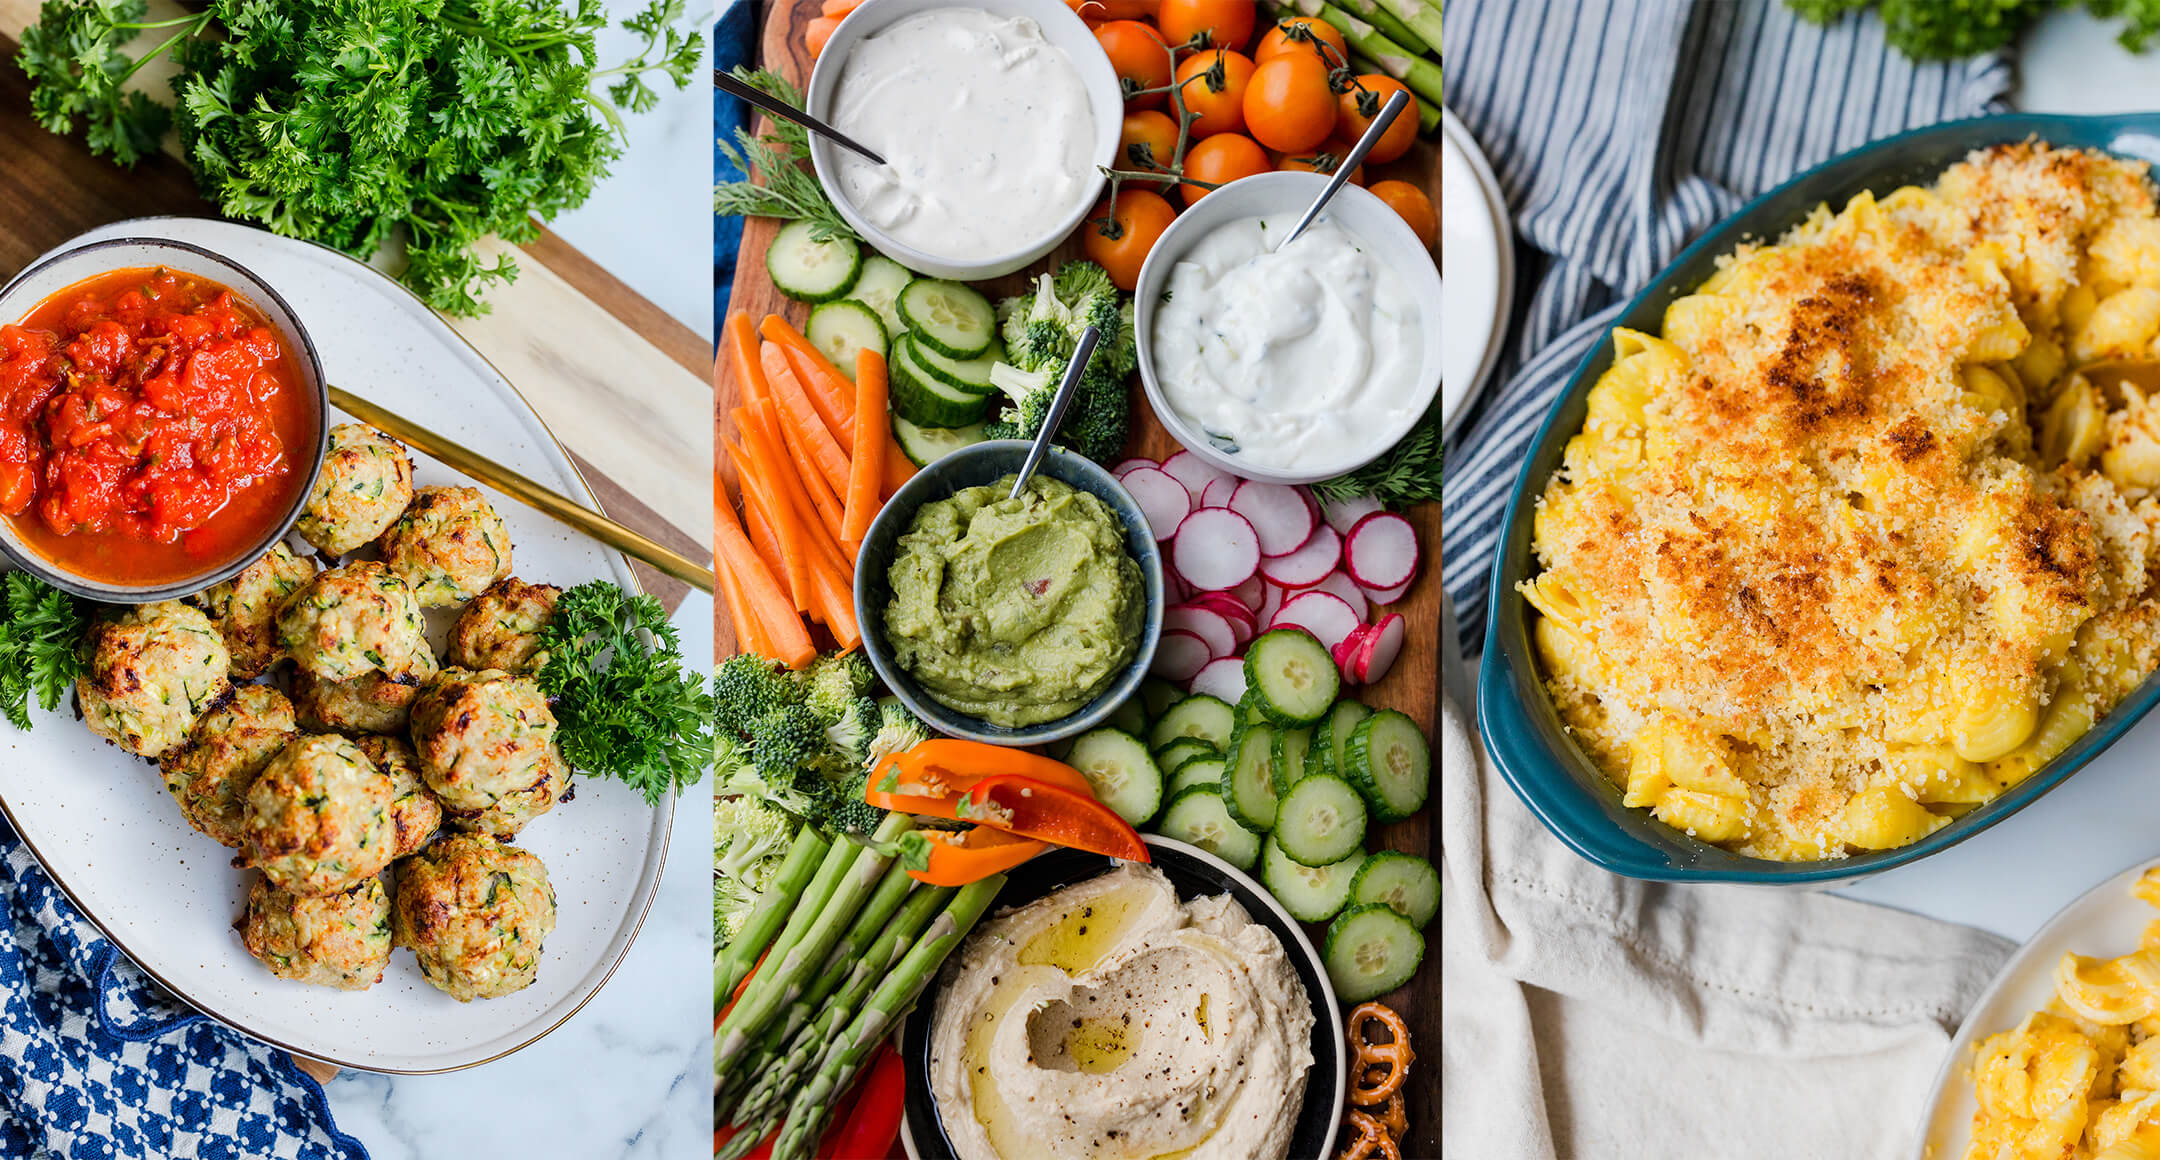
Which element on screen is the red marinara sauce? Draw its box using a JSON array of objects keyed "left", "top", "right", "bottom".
[{"left": 0, "top": 267, "right": 315, "bottom": 586}]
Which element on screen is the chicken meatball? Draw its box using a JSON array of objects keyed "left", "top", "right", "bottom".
[
  {"left": 78, "top": 602, "right": 233, "bottom": 757},
  {"left": 158, "top": 686, "right": 298, "bottom": 848},
  {"left": 351, "top": 735, "right": 443, "bottom": 859},
  {"left": 190, "top": 542, "right": 316, "bottom": 679},
  {"left": 276, "top": 562, "right": 429, "bottom": 681},
  {"left": 239, "top": 874, "right": 392, "bottom": 991},
  {"left": 443, "top": 743, "right": 569, "bottom": 840},
  {"left": 296, "top": 423, "right": 414, "bottom": 556},
  {"left": 241, "top": 734, "right": 396, "bottom": 896},
  {"left": 447, "top": 578, "right": 560, "bottom": 675},
  {"left": 408, "top": 668, "right": 558, "bottom": 812},
  {"left": 392, "top": 833, "right": 556, "bottom": 1002},
  {"left": 293, "top": 647, "right": 438, "bottom": 735},
  {"left": 377, "top": 486, "right": 511, "bottom": 607}
]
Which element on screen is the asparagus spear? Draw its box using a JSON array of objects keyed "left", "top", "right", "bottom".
[
  {"left": 1281, "top": 0, "right": 1444, "bottom": 107},
  {"left": 712, "top": 826, "right": 829, "bottom": 1008},
  {"left": 770, "top": 876, "right": 1007, "bottom": 1160},
  {"left": 714, "top": 1109, "right": 780, "bottom": 1160},
  {"left": 1375, "top": 0, "right": 1444, "bottom": 54},
  {"left": 716, "top": 828, "right": 860, "bottom": 1044},
  {"left": 1333, "top": 0, "right": 1432, "bottom": 56}
]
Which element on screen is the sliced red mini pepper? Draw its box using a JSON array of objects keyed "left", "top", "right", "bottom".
[
  {"left": 959, "top": 774, "right": 1151, "bottom": 863},
  {"left": 905, "top": 826, "right": 1050, "bottom": 886},
  {"left": 822, "top": 1044, "right": 908, "bottom": 1159}
]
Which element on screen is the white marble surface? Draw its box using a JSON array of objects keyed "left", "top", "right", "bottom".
[{"left": 319, "top": 4, "right": 718, "bottom": 1154}]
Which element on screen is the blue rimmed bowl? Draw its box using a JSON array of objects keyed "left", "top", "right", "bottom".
[{"left": 1478, "top": 112, "right": 2160, "bottom": 886}]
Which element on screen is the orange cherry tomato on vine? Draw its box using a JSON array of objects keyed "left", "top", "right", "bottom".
[
  {"left": 1243, "top": 53, "right": 1338, "bottom": 154},
  {"left": 1273, "top": 138, "right": 1364, "bottom": 187},
  {"left": 1179, "top": 132, "right": 1270, "bottom": 205},
  {"left": 1337, "top": 75, "right": 1418, "bottom": 164},
  {"left": 1256, "top": 16, "right": 1348, "bottom": 67},
  {"left": 1368, "top": 180, "right": 1437, "bottom": 251},
  {"left": 1120, "top": 110, "right": 1181, "bottom": 172},
  {"left": 1084, "top": 188, "right": 1178, "bottom": 291},
  {"left": 1172, "top": 49, "right": 1254, "bottom": 139},
  {"left": 1158, "top": 0, "right": 1256, "bottom": 52},
  {"left": 1096, "top": 20, "right": 1173, "bottom": 110}
]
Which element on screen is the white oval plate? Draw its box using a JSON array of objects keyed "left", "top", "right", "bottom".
[
  {"left": 0, "top": 217, "right": 672, "bottom": 1074},
  {"left": 1912, "top": 854, "right": 2160, "bottom": 1157},
  {"left": 1441, "top": 110, "right": 1514, "bottom": 440}
]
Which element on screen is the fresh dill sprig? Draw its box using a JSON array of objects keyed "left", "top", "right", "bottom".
[{"left": 713, "top": 66, "right": 858, "bottom": 242}]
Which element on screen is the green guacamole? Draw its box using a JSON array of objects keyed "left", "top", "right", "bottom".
[{"left": 884, "top": 475, "right": 1143, "bottom": 727}]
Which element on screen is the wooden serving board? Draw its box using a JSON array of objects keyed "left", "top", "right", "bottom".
[
  {"left": 0, "top": 4, "right": 712, "bottom": 616},
  {"left": 716, "top": 4, "right": 1441, "bottom": 1154}
]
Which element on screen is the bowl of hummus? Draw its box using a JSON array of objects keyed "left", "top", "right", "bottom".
[
  {"left": 855, "top": 440, "right": 1164, "bottom": 746},
  {"left": 900, "top": 837, "right": 1345, "bottom": 1160}
]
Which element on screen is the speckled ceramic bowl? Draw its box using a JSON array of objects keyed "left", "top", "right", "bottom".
[{"left": 853, "top": 440, "right": 1163, "bottom": 747}]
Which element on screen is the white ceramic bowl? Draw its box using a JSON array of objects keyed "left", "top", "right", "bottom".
[
  {"left": 1133, "top": 171, "right": 1444, "bottom": 485},
  {"left": 804, "top": 0, "right": 1124, "bottom": 281}
]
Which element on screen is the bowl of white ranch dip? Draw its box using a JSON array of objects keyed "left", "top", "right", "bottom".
[
  {"left": 805, "top": 0, "right": 1124, "bottom": 281},
  {"left": 1134, "top": 171, "right": 1443, "bottom": 485}
]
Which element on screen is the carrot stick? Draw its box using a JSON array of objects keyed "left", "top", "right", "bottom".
[
  {"left": 806, "top": 15, "right": 839, "bottom": 57},
  {"left": 760, "top": 342, "right": 854, "bottom": 498},
  {"left": 740, "top": 483, "right": 787, "bottom": 587},
  {"left": 713, "top": 532, "right": 773, "bottom": 660},
  {"left": 844, "top": 350, "right": 887, "bottom": 544},
  {"left": 727, "top": 433, "right": 810, "bottom": 612},
  {"left": 740, "top": 403, "right": 842, "bottom": 596},
  {"left": 724, "top": 313, "right": 770, "bottom": 410},
  {"left": 821, "top": 0, "right": 864, "bottom": 15},
  {"left": 764, "top": 394, "right": 849, "bottom": 546},
  {"left": 881, "top": 434, "right": 916, "bottom": 499},
  {"left": 762, "top": 316, "right": 857, "bottom": 441},
  {"left": 806, "top": 550, "right": 861, "bottom": 649},
  {"left": 717, "top": 497, "right": 814, "bottom": 667}
]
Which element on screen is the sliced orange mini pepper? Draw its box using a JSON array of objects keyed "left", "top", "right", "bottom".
[
  {"left": 906, "top": 826, "right": 1051, "bottom": 886},
  {"left": 864, "top": 740, "right": 1096, "bottom": 816}
]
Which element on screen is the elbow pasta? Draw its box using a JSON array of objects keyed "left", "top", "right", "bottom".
[
  {"left": 1966, "top": 869, "right": 2160, "bottom": 1159},
  {"left": 1521, "top": 143, "right": 2160, "bottom": 861}
]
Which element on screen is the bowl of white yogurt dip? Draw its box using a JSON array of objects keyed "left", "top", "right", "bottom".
[
  {"left": 1134, "top": 171, "right": 1442, "bottom": 485},
  {"left": 805, "top": 0, "right": 1124, "bottom": 281}
]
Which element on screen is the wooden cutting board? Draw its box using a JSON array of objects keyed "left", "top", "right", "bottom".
[
  {"left": 717, "top": 4, "right": 1441, "bottom": 1154},
  {"left": 0, "top": 3, "right": 712, "bottom": 616}
]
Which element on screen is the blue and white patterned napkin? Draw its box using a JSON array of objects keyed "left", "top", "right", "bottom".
[{"left": 0, "top": 817, "right": 367, "bottom": 1160}]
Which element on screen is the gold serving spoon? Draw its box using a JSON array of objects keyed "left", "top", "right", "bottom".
[{"left": 327, "top": 386, "right": 714, "bottom": 594}]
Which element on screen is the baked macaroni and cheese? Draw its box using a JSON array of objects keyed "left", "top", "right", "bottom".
[
  {"left": 1522, "top": 142, "right": 2160, "bottom": 861},
  {"left": 1965, "top": 867, "right": 2160, "bottom": 1159}
]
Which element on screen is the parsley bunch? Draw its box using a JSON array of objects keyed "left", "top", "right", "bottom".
[
  {"left": 1788, "top": 0, "right": 2160, "bottom": 57},
  {"left": 19, "top": 0, "right": 701, "bottom": 316},
  {"left": 537, "top": 581, "right": 715, "bottom": 805},
  {"left": 0, "top": 573, "right": 89, "bottom": 732}
]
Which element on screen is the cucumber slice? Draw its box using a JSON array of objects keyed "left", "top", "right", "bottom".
[
  {"left": 844, "top": 255, "right": 913, "bottom": 337},
  {"left": 1223, "top": 720, "right": 1280, "bottom": 831},
  {"left": 1140, "top": 678, "right": 1184, "bottom": 721},
  {"left": 898, "top": 278, "right": 997, "bottom": 359},
  {"left": 1351, "top": 851, "right": 1439, "bottom": 930},
  {"left": 805, "top": 300, "right": 888, "bottom": 381},
  {"left": 1157, "top": 786, "right": 1261, "bottom": 870},
  {"left": 1066, "top": 728, "right": 1164, "bottom": 828},
  {"left": 1153, "top": 736, "right": 1217, "bottom": 772},
  {"left": 892, "top": 416, "right": 988, "bottom": 467},
  {"left": 767, "top": 220, "right": 862, "bottom": 304},
  {"left": 1343, "top": 710, "right": 1431, "bottom": 823},
  {"left": 911, "top": 337, "right": 1003, "bottom": 395},
  {"left": 1274, "top": 773, "right": 1367, "bottom": 866},
  {"left": 1316, "top": 700, "right": 1372, "bottom": 781},
  {"left": 1148, "top": 694, "right": 1238, "bottom": 753},
  {"left": 1243, "top": 628, "right": 1340, "bottom": 726},
  {"left": 889, "top": 335, "right": 991, "bottom": 428},
  {"left": 1262, "top": 837, "right": 1365, "bottom": 924},
  {"left": 1168, "top": 756, "right": 1225, "bottom": 797},
  {"left": 1324, "top": 903, "right": 1424, "bottom": 1003},
  {"left": 1272, "top": 726, "right": 1314, "bottom": 794},
  {"left": 1106, "top": 694, "right": 1148, "bottom": 738}
]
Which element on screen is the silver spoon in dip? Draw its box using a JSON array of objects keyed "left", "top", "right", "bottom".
[
  {"left": 1009, "top": 326, "right": 1102, "bottom": 500},
  {"left": 1277, "top": 88, "right": 1413, "bottom": 250},
  {"left": 714, "top": 69, "right": 888, "bottom": 167}
]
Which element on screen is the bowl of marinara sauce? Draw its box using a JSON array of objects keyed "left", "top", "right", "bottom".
[{"left": 0, "top": 238, "right": 327, "bottom": 602}]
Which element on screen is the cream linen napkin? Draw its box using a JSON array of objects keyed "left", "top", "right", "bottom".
[{"left": 1441, "top": 691, "right": 2018, "bottom": 1159}]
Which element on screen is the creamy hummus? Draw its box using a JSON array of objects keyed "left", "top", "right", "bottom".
[
  {"left": 926, "top": 864, "right": 1315, "bottom": 1160},
  {"left": 884, "top": 475, "right": 1141, "bottom": 727}
]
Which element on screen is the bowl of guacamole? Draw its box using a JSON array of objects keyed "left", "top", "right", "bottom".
[{"left": 855, "top": 441, "right": 1164, "bottom": 745}]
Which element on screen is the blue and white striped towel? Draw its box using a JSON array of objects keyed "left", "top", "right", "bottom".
[{"left": 1437, "top": 0, "right": 2012, "bottom": 658}]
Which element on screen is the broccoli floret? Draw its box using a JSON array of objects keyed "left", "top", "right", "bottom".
[
  {"left": 713, "top": 653, "right": 802, "bottom": 734},
  {"left": 713, "top": 793, "right": 796, "bottom": 952},
  {"left": 1052, "top": 260, "right": 1118, "bottom": 310},
  {"left": 984, "top": 261, "right": 1136, "bottom": 463},
  {"left": 750, "top": 703, "right": 829, "bottom": 782},
  {"left": 802, "top": 651, "right": 874, "bottom": 722},
  {"left": 824, "top": 694, "right": 882, "bottom": 764},
  {"left": 864, "top": 696, "right": 930, "bottom": 772}
]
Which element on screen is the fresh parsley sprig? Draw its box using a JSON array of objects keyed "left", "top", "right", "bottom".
[
  {"left": 0, "top": 573, "right": 90, "bottom": 732},
  {"left": 713, "top": 66, "right": 858, "bottom": 242},
  {"left": 536, "top": 581, "right": 716, "bottom": 806}
]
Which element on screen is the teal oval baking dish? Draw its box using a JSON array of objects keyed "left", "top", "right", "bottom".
[{"left": 1478, "top": 112, "right": 2160, "bottom": 885}]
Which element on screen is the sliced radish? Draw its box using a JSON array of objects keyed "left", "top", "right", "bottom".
[
  {"left": 1164, "top": 604, "right": 1238, "bottom": 660},
  {"left": 1153, "top": 631, "right": 1213, "bottom": 682},
  {"left": 1171, "top": 508, "right": 1260, "bottom": 591},
  {"left": 1256, "top": 580, "right": 1285, "bottom": 628},
  {"left": 1270, "top": 590, "right": 1362, "bottom": 653},
  {"left": 1167, "top": 571, "right": 1193, "bottom": 604},
  {"left": 1191, "top": 594, "right": 1256, "bottom": 645},
  {"left": 1120, "top": 466, "right": 1191, "bottom": 541},
  {"left": 1111, "top": 457, "right": 1156, "bottom": 481},
  {"left": 1362, "top": 577, "right": 1413, "bottom": 607},
  {"left": 1260, "top": 523, "right": 1341, "bottom": 588},
  {"left": 1162, "top": 450, "right": 1236, "bottom": 502},
  {"left": 1189, "top": 657, "right": 1248, "bottom": 704},
  {"left": 1199, "top": 478, "right": 1235, "bottom": 509},
  {"left": 1229, "top": 575, "right": 1267, "bottom": 612},
  {"left": 1230, "top": 481, "right": 1317, "bottom": 557},
  {"left": 1322, "top": 495, "right": 1386, "bottom": 535},
  {"left": 1312, "top": 571, "right": 1369, "bottom": 621},
  {"left": 1332, "top": 625, "right": 1371, "bottom": 684},
  {"left": 1343, "top": 512, "right": 1420, "bottom": 590},
  {"left": 1356, "top": 613, "right": 1406, "bottom": 684}
]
